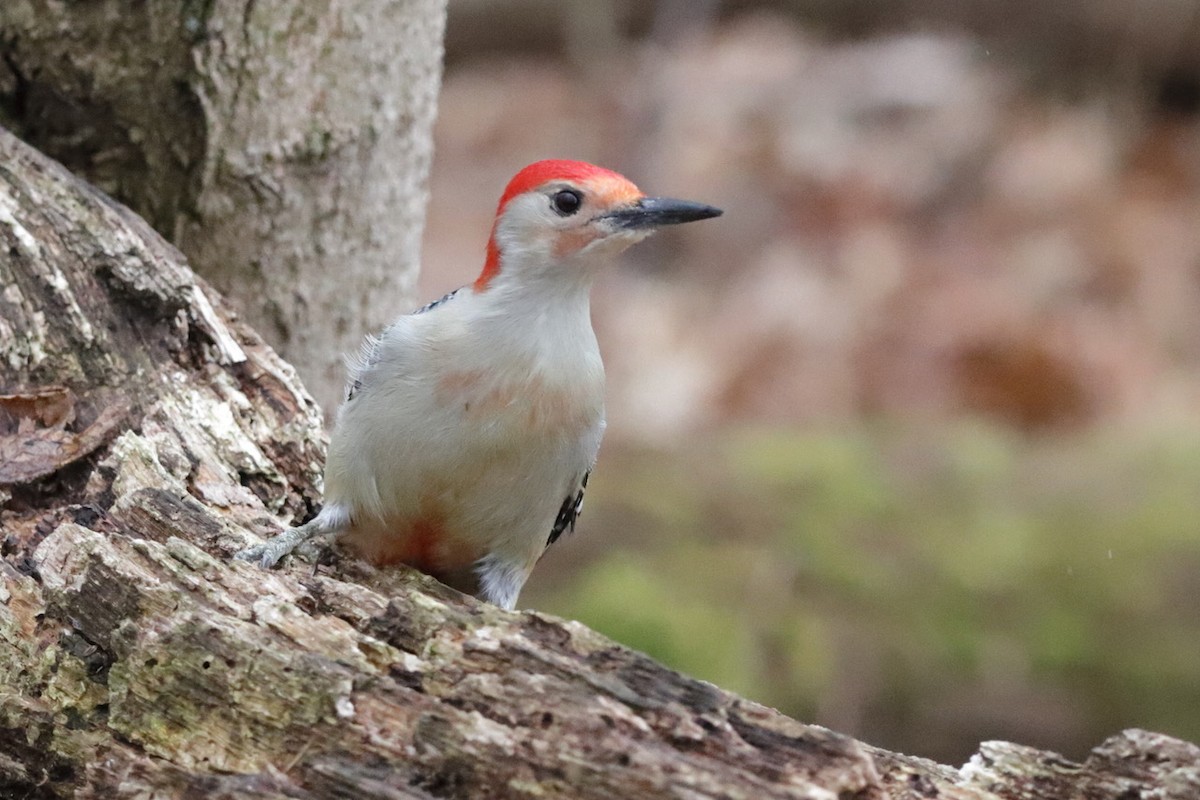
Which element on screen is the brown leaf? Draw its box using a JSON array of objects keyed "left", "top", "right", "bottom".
[
  {"left": 0, "top": 402, "right": 129, "bottom": 486},
  {"left": 0, "top": 386, "right": 75, "bottom": 433}
]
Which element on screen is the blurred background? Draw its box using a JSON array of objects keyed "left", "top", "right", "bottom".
[{"left": 421, "top": 0, "right": 1200, "bottom": 765}]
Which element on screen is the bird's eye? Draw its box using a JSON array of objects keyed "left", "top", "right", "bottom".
[{"left": 552, "top": 189, "right": 583, "bottom": 217}]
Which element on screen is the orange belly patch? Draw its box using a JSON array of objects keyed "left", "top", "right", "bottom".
[
  {"left": 343, "top": 514, "right": 482, "bottom": 575},
  {"left": 437, "top": 369, "right": 596, "bottom": 433}
]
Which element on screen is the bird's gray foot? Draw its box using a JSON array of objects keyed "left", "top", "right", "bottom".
[{"left": 235, "top": 509, "right": 344, "bottom": 568}]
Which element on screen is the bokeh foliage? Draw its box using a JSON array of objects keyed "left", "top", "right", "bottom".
[{"left": 527, "top": 422, "right": 1200, "bottom": 762}]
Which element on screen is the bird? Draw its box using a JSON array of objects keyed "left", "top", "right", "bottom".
[{"left": 236, "top": 159, "right": 722, "bottom": 609}]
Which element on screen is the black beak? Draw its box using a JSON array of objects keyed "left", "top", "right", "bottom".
[{"left": 602, "top": 196, "right": 723, "bottom": 229}]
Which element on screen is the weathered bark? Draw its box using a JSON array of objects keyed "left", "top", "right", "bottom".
[
  {"left": 1, "top": 129, "right": 1198, "bottom": 799},
  {"left": 0, "top": 0, "right": 446, "bottom": 410}
]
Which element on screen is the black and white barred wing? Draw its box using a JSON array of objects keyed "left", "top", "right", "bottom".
[{"left": 547, "top": 471, "right": 589, "bottom": 548}]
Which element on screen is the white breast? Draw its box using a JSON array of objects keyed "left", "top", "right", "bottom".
[{"left": 321, "top": 281, "right": 605, "bottom": 586}]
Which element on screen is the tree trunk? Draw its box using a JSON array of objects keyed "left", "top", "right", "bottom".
[
  {"left": 1, "top": 129, "right": 1198, "bottom": 799},
  {"left": 0, "top": 0, "right": 447, "bottom": 410}
]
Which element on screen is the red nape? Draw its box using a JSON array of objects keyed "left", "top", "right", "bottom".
[
  {"left": 474, "top": 160, "right": 631, "bottom": 292},
  {"left": 475, "top": 223, "right": 503, "bottom": 292}
]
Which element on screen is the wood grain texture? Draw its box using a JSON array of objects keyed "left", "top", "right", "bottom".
[{"left": 1, "top": 127, "right": 1197, "bottom": 799}]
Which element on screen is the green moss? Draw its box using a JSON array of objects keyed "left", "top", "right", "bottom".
[{"left": 106, "top": 616, "right": 348, "bottom": 770}]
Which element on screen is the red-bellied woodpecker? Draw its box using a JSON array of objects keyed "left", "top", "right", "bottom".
[{"left": 236, "top": 160, "right": 722, "bottom": 608}]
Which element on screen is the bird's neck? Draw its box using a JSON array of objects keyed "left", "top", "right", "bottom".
[
  {"left": 468, "top": 255, "right": 600, "bottom": 368},
  {"left": 479, "top": 248, "right": 596, "bottom": 315}
]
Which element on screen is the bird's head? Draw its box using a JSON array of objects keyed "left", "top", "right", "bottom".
[{"left": 475, "top": 159, "right": 722, "bottom": 291}]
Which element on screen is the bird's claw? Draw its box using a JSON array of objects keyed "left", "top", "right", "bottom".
[
  {"left": 234, "top": 519, "right": 331, "bottom": 569},
  {"left": 233, "top": 542, "right": 285, "bottom": 569}
]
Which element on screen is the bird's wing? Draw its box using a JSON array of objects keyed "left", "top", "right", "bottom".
[
  {"left": 547, "top": 470, "right": 589, "bottom": 548},
  {"left": 344, "top": 330, "right": 385, "bottom": 402},
  {"left": 345, "top": 288, "right": 464, "bottom": 401},
  {"left": 413, "top": 288, "right": 461, "bottom": 315}
]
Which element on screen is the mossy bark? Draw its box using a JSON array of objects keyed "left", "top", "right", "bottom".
[
  {"left": 1, "top": 129, "right": 1198, "bottom": 799},
  {"left": 0, "top": 0, "right": 447, "bottom": 410}
]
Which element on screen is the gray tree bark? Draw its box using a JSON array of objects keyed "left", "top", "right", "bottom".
[
  {"left": 2, "top": 126, "right": 1198, "bottom": 800},
  {"left": 0, "top": 0, "right": 446, "bottom": 411}
]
